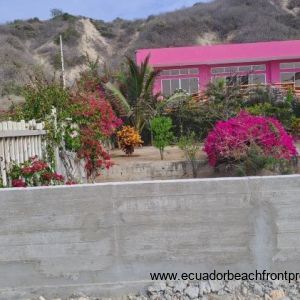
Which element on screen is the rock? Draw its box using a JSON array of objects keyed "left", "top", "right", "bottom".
[
  {"left": 166, "top": 281, "right": 175, "bottom": 288},
  {"left": 225, "top": 280, "right": 242, "bottom": 292},
  {"left": 184, "top": 286, "right": 199, "bottom": 299},
  {"left": 148, "top": 282, "right": 166, "bottom": 293},
  {"left": 164, "top": 286, "right": 173, "bottom": 295},
  {"left": 269, "top": 289, "right": 286, "bottom": 300},
  {"left": 199, "top": 281, "right": 211, "bottom": 295},
  {"left": 173, "top": 281, "right": 187, "bottom": 293},
  {"left": 265, "top": 294, "right": 272, "bottom": 300},
  {"left": 39, "top": 297, "right": 47, "bottom": 300},
  {"left": 209, "top": 280, "right": 224, "bottom": 293},
  {"left": 253, "top": 282, "right": 264, "bottom": 296},
  {"left": 242, "top": 286, "right": 248, "bottom": 296}
]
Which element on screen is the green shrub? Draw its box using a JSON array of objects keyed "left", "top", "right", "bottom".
[
  {"left": 54, "top": 26, "right": 80, "bottom": 45},
  {"left": 178, "top": 131, "right": 200, "bottom": 177},
  {"left": 291, "top": 117, "right": 300, "bottom": 137},
  {"left": 150, "top": 116, "right": 174, "bottom": 160},
  {"left": 246, "top": 102, "right": 293, "bottom": 129}
]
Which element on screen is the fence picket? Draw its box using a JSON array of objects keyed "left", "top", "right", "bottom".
[{"left": 0, "top": 119, "right": 47, "bottom": 187}]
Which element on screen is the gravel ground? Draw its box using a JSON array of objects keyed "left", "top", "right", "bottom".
[{"left": 34, "top": 280, "right": 300, "bottom": 300}]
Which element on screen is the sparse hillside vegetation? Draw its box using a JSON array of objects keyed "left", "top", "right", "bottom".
[{"left": 0, "top": 0, "right": 300, "bottom": 97}]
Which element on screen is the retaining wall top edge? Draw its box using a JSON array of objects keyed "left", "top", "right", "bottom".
[{"left": 0, "top": 174, "right": 299, "bottom": 192}]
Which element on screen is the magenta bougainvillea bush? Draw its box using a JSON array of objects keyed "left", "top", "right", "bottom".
[{"left": 204, "top": 112, "right": 298, "bottom": 174}]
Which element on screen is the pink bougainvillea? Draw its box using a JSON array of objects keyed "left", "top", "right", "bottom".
[{"left": 204, "top": 112, "right": 298, "bottom": 167}]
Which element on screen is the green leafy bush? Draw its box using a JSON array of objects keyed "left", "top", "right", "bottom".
[
  {"left": 54, "top": 26, "right": 80, "bottom": 46},
  {"left": 150, "top": 116, "right": 174, "bottom": 160},
  {"left": 178, "top": 131, "right": 200, "bottom": 177},
  {"left": 246, "top": 102, "right": 293, "bottom": 129}
]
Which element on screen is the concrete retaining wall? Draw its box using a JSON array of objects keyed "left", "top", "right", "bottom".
[{"left": 0, "top": 175, "right": 300, "bottom": 299}]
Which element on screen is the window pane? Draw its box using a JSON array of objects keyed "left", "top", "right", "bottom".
[
  {"left": 171, "top": 69, "right": 180, "bottom": 75},
  {"left": 249, "top": 74, "right": 266, "bottom": 84},
  {"left": 180, "top": 78, "right": 189, "bottom": 92},
  {"left": 180, "top": 69, "right": 188, "bottom": 75},
  {"left": 162, "top": 80, "right": 171, "bottom": 96},
  {"left": 239, "top": 66, "right": 251, "bottom": 72},
  {"left": 280, "top": 63, "right": 294, "bottom": 69},
  {"left": 252, "top": 65, "right": 266, "bottom": 71},
  {"left": 189, "top": 78, "right": 199, "bottom": 93},
  {"left": 295, "top": 63, "right": 300, "bottom": 69},
  {"left": 189, "top": 68, "right": 199, "bottom": 74},
  {"left": 161, "top": 70, "right": 170, "bottom": 76},
  {"left": 295, "top": 72, "right": 300, "bottom": 88},
  {"left": 211, "top": 67, "right": 224, "bottom": 74},
  {"left": 171, "top": 79, "right": 180, "bottom": 93},
  {"left": 281, "top": 72, "right": 295, "bottom": 83}
]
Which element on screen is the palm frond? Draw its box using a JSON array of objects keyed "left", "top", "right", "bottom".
[{"left": 105, "top": 81, "right": 131, "bottom": 116}]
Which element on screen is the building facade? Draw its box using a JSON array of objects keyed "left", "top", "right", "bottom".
[{"left": 136, "top": 40, "right": 300, "bottom": 96}]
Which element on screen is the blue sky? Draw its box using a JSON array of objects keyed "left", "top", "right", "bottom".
[{"left": 0, "top": 0, "right": 209, "bottom": 23}]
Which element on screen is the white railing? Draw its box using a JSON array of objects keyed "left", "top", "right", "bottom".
[{"left": 0, "top": 120, "right": 46, "bottom": 186}]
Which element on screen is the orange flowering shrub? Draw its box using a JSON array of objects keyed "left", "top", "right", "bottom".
[{"left": 117, "top": 126, "right": 143, "bottom": 155}]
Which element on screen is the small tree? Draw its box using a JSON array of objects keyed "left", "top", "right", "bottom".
[
  {"left": 51, "top": 8, "right": 64, "bottom": 18},
  {"left": 151, "top": 116, "right": 174, "bottom": 160},
  {"left": 178, "top": 132, "right": 200, "bottom": 178}
]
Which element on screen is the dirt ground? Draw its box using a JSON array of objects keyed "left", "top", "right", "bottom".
[{"left": 109, "top": 145, "right": 206, "bottom": 165}]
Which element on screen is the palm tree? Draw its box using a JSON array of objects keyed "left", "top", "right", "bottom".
[{"left": 105, "top": 55, "right": 159, "bottom": 134}]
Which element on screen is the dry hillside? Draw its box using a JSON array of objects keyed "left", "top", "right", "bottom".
[{"left": 0, "top": 0, "right": 300, "bottom": 97}]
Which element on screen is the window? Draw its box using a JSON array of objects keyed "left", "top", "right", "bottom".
[
  {"left": 281, "top": 72, "right": 295, "bottom": 83},
  {"left": 180, "top": 69, "right": 188, "bottom": 75},
  {"left": 249, "top": 74, "right": 266, "bottom": 84},
  {"left": 160, "top": 68, "right": 199, "bottom": 76},
  {"left": 161, "top": 78, "right": 199, "bottom": 95},
  {"left": 211, "top": 67, "right": 225, "bottom": 74},
  {"left": 189, "top": 78, "right": 199, "bottom": 93},
  {"left": 211, "top": 64, "right": 266, "bottom": 74},
  {"left": 217, "top": 74, "right": 265, "bottom": 86},
  {"left": 162, "top": 80, "right": 171, "bottom": 95},
  {"left": 189, "top": 68, "right": 199, "bottom": 74},
  {"left": 280, "top": 62, "right": 300, "bottom": 69},
  {"left": 239, "top": 66, "right": 251, "bottom": 72},
  {"left": 171, "top": 69, "right": 180, "bottom": 76},
  {"left": 296, "top": 72, "right": 300, "bottom": 88},
  {"left": 252, "top": 65, "right": 266, "bottom": 71},
  {"left": 171, "top": 79, "right": 180, "bottom": 91},
  {"left": 281, "top": 72, "right": 300, "bottom": 87}
]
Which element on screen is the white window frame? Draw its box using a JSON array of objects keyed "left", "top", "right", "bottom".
[{"left": 161, "top": 77, "right": 199, "bottom": 95}]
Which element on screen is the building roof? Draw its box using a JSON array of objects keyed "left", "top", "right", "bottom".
[{"left": 136, "top": 40, "right": 300, "bottom": 67}]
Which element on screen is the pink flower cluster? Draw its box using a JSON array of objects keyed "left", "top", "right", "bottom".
[{"left": 204, "top": 112, "right": 298, "bottom": 167}]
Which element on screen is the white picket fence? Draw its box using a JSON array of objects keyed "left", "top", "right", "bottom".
[{"left": 0, "top": 120, "right": 46, "bottom": 186}]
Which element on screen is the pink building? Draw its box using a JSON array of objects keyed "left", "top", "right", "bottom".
[{"left": 136, "top": 40, "right": 300, "bottom": 96}]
